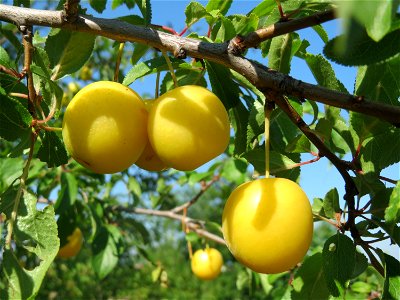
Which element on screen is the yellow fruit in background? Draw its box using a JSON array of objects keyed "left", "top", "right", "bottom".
[
  {"left": 58, "top": 228, "right": 83, "bottom": 259},
  {"left": 222, "top": 178, "right": 313, "bottom": 274},
  {"left": 68, "top": 82, "right": 80, "bottom": 94},
  {"left": 136, "top": 100, "right": 168, "bottom": 171},
  {"left": 79, "top": 65, "right": 92, "bottom": 81},
  {"left": 191, "top": 248, "right": 223, "bottom": 280},
  {"left": 62, "top": 81, "right": 148, "bottom": 174},
  {"left": 148, "top": 85, "right": 230, "bottom": 171}
]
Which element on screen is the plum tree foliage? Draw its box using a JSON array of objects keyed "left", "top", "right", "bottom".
[{"left": 0, "top": 0, "right": 399, "bottom": 299}]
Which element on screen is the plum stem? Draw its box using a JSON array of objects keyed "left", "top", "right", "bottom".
[
  {"left": 264, "top": 101, "right": 274, "bottom": 178},
  {"left": 114, "top": 42, "right": 125, "bottom": 82},
  {"left": 162, "top": 50, "right": 178, "bottom": 88}
]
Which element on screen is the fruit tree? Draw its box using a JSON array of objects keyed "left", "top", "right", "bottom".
[{"left": 0, "top": 0, "right": 399, "bottom": 299}]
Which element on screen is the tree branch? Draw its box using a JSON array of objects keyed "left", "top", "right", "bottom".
[
  {"left": 114, "top": 206, "right": 226, "bottom": 245},
  {"left": 0, "top": 4, "right": 399, "bottom": 125},
  {"left": 234, "top": 9, "right": 335, "bottom": 52}
]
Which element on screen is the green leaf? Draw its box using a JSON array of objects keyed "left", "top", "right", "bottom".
[
  {"left": 131, "top": 43, "right": 149, "bottom": 65},
  {"left": 249, "top": 0, "right": 275, "bottom": 20},
  {"left": 2, "top": 190, "right": 59, "bottom": 299},
  {"left": 350, "top": 281, "right": 372, "bottom": 294},
  {"left": 322, "top": 232, "right": 356, "bottom": 297},
  {"left": 291, "top": 252, "right": 330, "bottom": 300},
  {"left": 270, "top": 104, "right": 302, "bottom": 153},
  {"left": 370, "top": 188, "right": 393, "bottom": 220},
  {"left": 160, "top": 68, "right": 207, "bottom": 94},
  {"left": 268, "top": 33, "right": 293, "bottom": 74},
  {"left": 0, "top": 157, "right": 23, "bottom": 193},
  {"left": 211, "top": 16, "right": 236, "bottom": 42},
  {"left": 89, "top": 0, "right": 107, "bottom": 13},
  {"left": 185, "top": 231, "right": 199, "bottom": 243},
  {"left": 302, "top": 53, "right": 348, "bottom": 93},
  {"left": 55, "top": 172, "right": 78, "bottom": 212},
  {"left": 336, "top": 0, "right": 394, "bottom": 42},
  {"left": 122, "top": 56, "right": 184, "bottom": 86},
  {"left": 242, "top": 148, "right": 299, "bottom": 176},
  {"left": 322, "top": 188, "right": 340, "bottom": 219},
  {"left": 206, "top": 0, "right": 232, "bottom": 16},
  {"left": 0, "top": 92, "right": 33, "bottom": 141},
  {"left": 351, "top": 55, "right": 400, "bottom": 141},
  {"left": 0, "top": 46, "right": 13, "bottom": 69},
  {"left": 385, "top": 182, "right": 400, "bottom": 225},
  {"left": 352, "top": 251, "right": 369, "bottom": 279},
  {"left": 323, "top": 25, "right": 400, "bottom": 66},
  {"left": 361, "top": 129, "right": 400, "bottom": 173},
  {"left": 355, "top": 55, "right": 400, "bottom": 106},
  {"left": 312, "top": 24, "right": 329, "bottom": 44},
  {"left": 37, "top": 131, "right": 68, "bottom": 168},
  {"left": 246, "top": 100, "right": 264, "bottom": 150},
  {"left": 382, "top": 254, "right": 400, "bottom": 300},
  {"left": 205, "top": 61, "right": 241, "bottom": 110},
  {"left": 45, "top": 29, "right": 95, "bottom": 80},
  {"left": 285, "top": 134, "right": 312, "bottom": 153},
  {"left": 229, "top": 13, "right": 259, "bottom": 36},
  {"left": 185, "top": 2, "right": 209, "bottom": 28},
  {"left": 92, "top": 225, "right": 122, "bottom": 279},
  {"left": 134, "top": 0, "right": 152, "bottom": 26},
  {"left": 230, "top": 102, "right": 249, "bottom": 156}
]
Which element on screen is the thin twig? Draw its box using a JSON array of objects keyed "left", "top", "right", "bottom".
[{"left": 172, "top": 176, "right": 219, "bottom": 213}]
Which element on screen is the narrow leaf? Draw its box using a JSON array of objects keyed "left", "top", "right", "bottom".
[
  {"left": 302, "top": 53, "right": 348, "bottom": 93},
  {"left": 268, "top": 33, "right": 293, "bottom": 74},
  {"left": 122, "top": 56, "right": 184, "bottom": 86},
  {"left": 55, "top": 172, "right": 78, "bottom": 212}
]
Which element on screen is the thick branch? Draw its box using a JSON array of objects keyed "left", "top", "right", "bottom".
[
  {"left": 0, "top": 4, "right": 399, "bottom": 125},
  {"left": 115, "top": 206, "right": 226, "bottom": 245},
  {"left": 237, "top": 9, "right": 335, "bottom": 51}
]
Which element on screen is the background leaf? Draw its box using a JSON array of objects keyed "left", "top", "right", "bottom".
[{"left": 92, "top": 225, "right": 123, "bottom": 279}]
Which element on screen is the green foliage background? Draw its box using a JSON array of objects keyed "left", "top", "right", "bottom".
[{"left": 0, "top": 0, "right": 399, "bottom": 299}]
